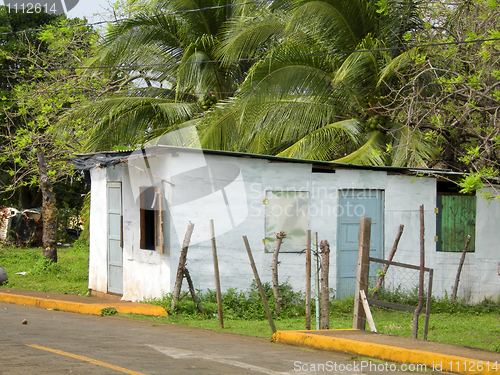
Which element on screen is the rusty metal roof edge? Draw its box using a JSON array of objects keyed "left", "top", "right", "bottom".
[{"left": 72, "top": 146, "right": 457, "bottom": 175}]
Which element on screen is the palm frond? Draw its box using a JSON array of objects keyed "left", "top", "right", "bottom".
[
  {"left": 276, "top": 119, "right": 363, "bottom": 160},
  {"left": 333, "top": 131, "right": 387, "bottom": 165},
  {"left": 389, "top": 124, "right": 438, "bottom": 167}
]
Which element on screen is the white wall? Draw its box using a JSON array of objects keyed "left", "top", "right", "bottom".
[
  {"left": 88, "top": 167, "right": 108, "bottom": 293},
  {"left": 121, "top": 155, "right": 171, "bottom": 302},
  {"left": 89, "top": 150, "right": 500, "bottom": 304}
]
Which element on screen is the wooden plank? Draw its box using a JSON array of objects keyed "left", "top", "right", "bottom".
[
  {"left": 452, "top": 235, "right": 471, "bottom": 301},
  {"left": 367, "top": 298, "right": 416, "bottom": 312},
  {"left": 369, "top": 257, "right": 431, "bottom": 272},
  {"left": 412, "top": 205, "right": 425, "bottom": 339},
  {"left": 424, "top": 269, "right": 433, "bottom": 340},
  {"left": 243, "top": 235, "right": 276, "bottom": 334},
  {"left": 305, "top": 230, "right": 311, "bottom": 330},
  {"left": 183, "top": 267, "right": 204, "bottom": 315},
  {"left": 372, "top": 224, "right": 404, "bottom": 300},
  {"left": 210, "top": 219, "right": 224, "bottom": 328},
  {"left": 271, "top": 231, "right": 286, "bottom": 315},
  {"left": 170, "top": 222, "right": 194, "bottom": 310},
  {"left": 360, "top": 290, "right": 377, "bottom": 332},
  {"left": 353, "top": 217, "right": 371, "bottom": 330},
  {"left": 320, "top": 240, "right": 330, "bottom": 330},
  {"left": 314, "top": 232, "right": 320, "bottom": 330}
]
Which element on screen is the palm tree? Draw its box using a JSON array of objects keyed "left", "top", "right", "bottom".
[
  {"left": 63, "top": 0, "right": 256, "bottom": 151},
  {"left": 199, "top": 0, "right": 437, "bottom": 166}
]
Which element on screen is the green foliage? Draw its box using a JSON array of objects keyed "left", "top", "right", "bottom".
[
  {"left": 30, "top": 257, "right": 62, "bottom": 276},
  {"left": 101, "top": 307, "right": 118, "bottom": 316},
  {"left": 149, "top": 280, "right": 306, "bottom": 320},
  {"left": 0, "top": 245, "right": 89, "bottom": 294},
  {"left": 1, "top": 13, "right": 102, "bottom": 208},
  {"left": 374, "top": 285, "right": 499, "bottom": 315},
  {"left": 71, "top": 238, "right": 90, "bottom": 253}
]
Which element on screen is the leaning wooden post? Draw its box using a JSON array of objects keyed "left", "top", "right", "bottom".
[
  {"left": 423, "top": 268, "right": 434, "bottom": 340},
  {"left": 353, "top": 217, "right": 371, "bottom": 330},
  {"left": 171, "top": 222, "right": 194, "bottom": 310},
  {"left": 359, "top": 290, "right": 377, "bottom": 332},
  {"left": 243, "top": 235, "right": 276, "bottom": 334},
  {"left": 210, "top": 219, "right": 224, "bottom": 328},
  {"left": 305, "top": 230, "right": 312, "bottom": 330},
  {"left": 452, "top": 235, "right": 471, "bottom": 302},
  {"left": 412, "top": 205, "right": 425, "bottom": 339},
  {"left": 314, "top": 232, "right": 321, "bottom": 330},
  {"left": 271, "top": 231, "right": 286, "bottom": 315},
  {"left": 320, "top": 239, "right": 330, "bottom": 330},
  {"left": 373, "top": 224, "right": 404, "bottom": 300},
  {"left": 183, "top": 267, "right": 205, "bottom": 315}
]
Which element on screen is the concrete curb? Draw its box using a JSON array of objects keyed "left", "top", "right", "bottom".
[
  {"left": 272, "top": 330, "right": 498, "bottom": 375},
  {"left": 0, "top": 292, "right": 167, "bottom": 317}
]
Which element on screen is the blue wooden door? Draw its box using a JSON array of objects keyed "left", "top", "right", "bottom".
[
  {"left": 336, "top": 189, "right": 384, "bottom": 299},
  {"left": 107, "top": 182, "right": 123, "bottom": 295}
]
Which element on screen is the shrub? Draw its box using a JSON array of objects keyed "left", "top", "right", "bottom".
[{"left": 148, "top": 280, "right": 307, "bottom": 320}]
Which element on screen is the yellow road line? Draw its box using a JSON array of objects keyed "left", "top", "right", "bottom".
[{"left": 26, "top": 344, "right": 145, "bottom": 375}]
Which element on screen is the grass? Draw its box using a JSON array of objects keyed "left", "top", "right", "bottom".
[
  {"left": 0, "top": 241, "right": 89, "bottom": 296},
  {"left": 1, "top": 243, "right": 499, "bottom": 352}
]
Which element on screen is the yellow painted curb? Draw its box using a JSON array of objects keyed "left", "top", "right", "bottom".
[
  {"left": 0, "top": 292, "right": 167, "bottom": 317},
  {"left": 272, "top": 330, "right": 499, "bottom": 375}
]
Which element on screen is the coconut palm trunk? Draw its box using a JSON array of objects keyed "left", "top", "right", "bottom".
[{"left": 36, "top": 146, "right": 57, "bottom": 263}]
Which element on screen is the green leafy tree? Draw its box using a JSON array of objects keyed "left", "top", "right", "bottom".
[
  {"left": 383, "top": 0, "right": 500, "bottom": 194},
  {"left": 62, "top": 0, "right": 255, "bottom": 151},
  {"left": 64, "top": 0, "right": 437, "bottom": 168},
  {"left": 198, "top": 0, "right": 437, "bottom": 166},
  {"left": 1, "top": 15, "right": 103, "bottom": 260},
  {"left": 0, "top": 7, "right": 60, "bottom": 206}
]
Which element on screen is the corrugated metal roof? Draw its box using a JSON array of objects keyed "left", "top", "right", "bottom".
[{"left": 72, "top": 145, "right": 459, "bottom": 176}]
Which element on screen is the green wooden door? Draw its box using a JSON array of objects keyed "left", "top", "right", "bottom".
[{"left": 436, "top": 195, "right": 476, "bottom": 252}]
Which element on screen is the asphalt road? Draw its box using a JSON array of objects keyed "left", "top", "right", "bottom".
[{"left": 0, "top": 302, "right": 423, "bottom": 375}]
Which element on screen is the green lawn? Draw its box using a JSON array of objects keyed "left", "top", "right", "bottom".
[
  {"left": 1, "top": 244, "right": 499, "bottom": 352},
  {"left": 0, "top": 243, "right": 89, "bottom": 295}
]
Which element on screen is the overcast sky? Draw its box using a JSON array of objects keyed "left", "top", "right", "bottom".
[{"left": 66, "top": 0, "right": 117, "bottom": 23}]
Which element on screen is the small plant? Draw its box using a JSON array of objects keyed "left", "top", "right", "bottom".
[
  {"left": 31, "top": 257, "right": 62, "bottom": 276},
  {"left": 101, "top": 307, "right": 118, "bottom": 316},
  {"left": 147, "top": 280, "right": 306, "bottom": 320}
]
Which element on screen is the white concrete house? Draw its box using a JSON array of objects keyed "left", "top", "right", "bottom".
[{"left": 73, "top": 146, "right": 500, "bottom": 304}]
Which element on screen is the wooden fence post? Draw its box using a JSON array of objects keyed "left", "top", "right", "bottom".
[
  {"left": 314, "top": 232, "right": 320, "bottom": 330},
  {"left": 210, "top": 219, "right": 224, "bottom": 329},
  {"left": 271, "top": 231, "right": 286, "bottom": 315},
  {"left": 412, "top": 205, "right": 425, "bottom": 339},
  {"left": 171, "top": 222, "right": 194, "bottom": 310},
  {"left": 353, "top": 217, "right": 371, "bottom": 330},
  {"left": 452, "top": 235, "right": 472, "bottom": 302},
  {"left": 243, "top": 235, "right": 276, "bottom": 334},
  {"left": 183, "top": 267, "right": 205, "bottom": 315},
  {"left": 320, "top": 239, "right": 330, "bottom": 330},
  {"left": 373, "top": 224, "right": 404, "bottom": 300},
  {"left": 305, "top": 230, "right": 312, "bottom": 330}
]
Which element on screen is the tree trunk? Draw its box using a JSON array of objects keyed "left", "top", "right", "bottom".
[
  {"left": 36, "top": 146, "right": 57, "bottom": 263},
  {"left": 271, "top": 231, "right": 286, "bottom": 315},
  {"left": 319, "top": 240, "right": 330, "bottom": 330},
  {"left": 171, "top": 222, "right": 194, "bottom": 310}
]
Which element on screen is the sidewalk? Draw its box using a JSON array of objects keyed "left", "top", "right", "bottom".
[
  {"left": 272, "top": 329, "right": 500, "bottom": 375},
  {"left": 2, "top": 288, "right": 499, "bottom": 375},
  {"left": 0, "top": 288, "right": 167, "bottom": 317}
]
